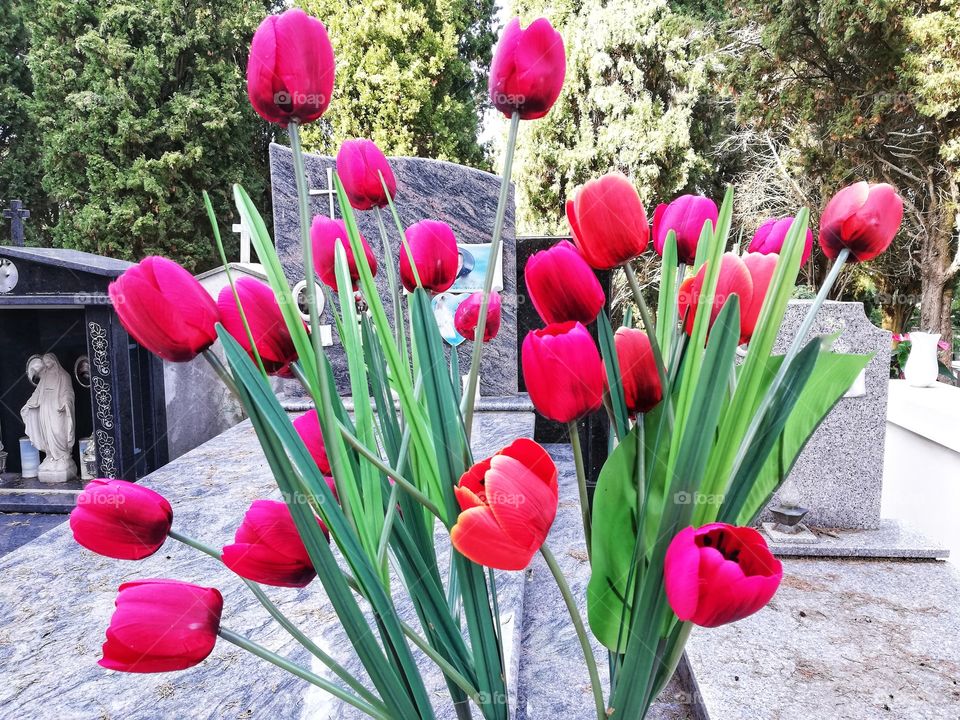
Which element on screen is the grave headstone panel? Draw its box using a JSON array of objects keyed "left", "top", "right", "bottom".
[
  {"left": 763, "top": 300, "right": 891, "bottom": 529},
  {"left": 269, "top": 143, "right": 518, "bottom": 397},
  {"left": 2, "top": 200, "right": 30, "bottom": 247}
]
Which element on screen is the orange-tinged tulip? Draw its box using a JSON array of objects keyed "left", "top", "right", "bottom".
[
  {"left": 678, "top": 253, "right": 753, "bottom": 340},
  {"left": 566, "top": 173, "right": 649, "bottom": 270}
]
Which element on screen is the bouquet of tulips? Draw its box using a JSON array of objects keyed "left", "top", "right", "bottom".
[{"left": 70, "top": 9, "right": 905, "bottom": 720}]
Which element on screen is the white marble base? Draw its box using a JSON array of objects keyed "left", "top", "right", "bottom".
[
  {"left": 37, "top": 459, "right": 77, "bottom": 484},
  {"left": 761, "top": 521, "right": 819, "bottom": 544}
]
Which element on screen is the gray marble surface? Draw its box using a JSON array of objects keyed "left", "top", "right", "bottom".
[
  {"left": 765, "top": 518, "right": 949, "bottom": 559},
  {"left": 764, "top": 301, "right": 891, "bottom": 530},
  {"left": 0, "top": 411, "right": 532, "bottom": 719},
  {"left": 686, "top": 557, "right": 960, "bottom": 720},
  {"left": 269, "top": 143, "right": 518, "bottom": 399}
]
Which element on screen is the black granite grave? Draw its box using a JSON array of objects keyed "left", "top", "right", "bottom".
[{"left": 0, "top": 247, "right": 168, "bottom": 511}]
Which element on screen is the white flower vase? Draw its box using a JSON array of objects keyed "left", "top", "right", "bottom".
[{"left": 903, "top": 332, "right": 941, "bottom": 387}]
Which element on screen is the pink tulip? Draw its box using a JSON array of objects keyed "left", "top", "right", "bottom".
[
  {"left": 455, "top": 291, "right": 502, "bottom": 342},
  {"left": 665, "top": 523, "right": 782, "bottom": 628},
  {"left": 749, "top": 217, "right": 813, "bottom": 265},
  {"left": 218, "top": 278, "right": 298, "bottom": 375},
  {"left": 522, "top": 321, "right": 604, "bottom": 423},
  {"left": 70, "top": 479, "right": 172, "bottom": 560},
  {"left": 336, "top": 139, "right": 397, "bottom": 211},
  {"left": 247, "top": 9, "right": 335, "bottom": 127},
  {"left": 819, "top": 182, "right": 903, "bottom": 262},
  {"left": 311, "top": 216, "right": 378, "bottom": 291},
  {"left": 525, "top": 240, "right": 605, "bottom": 325},
  {"left": 489, "top": 18, "right": 566, "bottom": 120},
  {"left": 652, "top": 195, "right": 718, "bottom": 265},
  {"left": 293, "top": 410, "right": 331, "bottom": 475},
  {"left": 399, "top": 220, "right": 459, "bottom": 293}
]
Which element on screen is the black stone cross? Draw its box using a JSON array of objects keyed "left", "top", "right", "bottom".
[{"left": 3, "top": 200, "right": 30, "bottom": 247}]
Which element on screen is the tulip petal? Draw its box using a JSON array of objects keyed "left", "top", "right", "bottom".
[
  {"left": 450, "top": 506, "right": 532, "bottom": 571},
  {"left": 664, "top": 526, "right": 702, "bottom": 621}
]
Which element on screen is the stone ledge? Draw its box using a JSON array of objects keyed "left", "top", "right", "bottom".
[{"left": 765, "top": 518, "right": 949, "bottom": 560}]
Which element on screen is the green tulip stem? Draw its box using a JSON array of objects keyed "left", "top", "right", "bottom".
[
  {"left": 399, "top": 620, "right": 483, "bottom": 707},
  {"left": 567, "top": 421, "right": 592, "bottom": 560},
  {"left": 463, "top": 110, "right": 521, "bottom": 438},
  {"left": 623, "top": 261, "right": 671, "bottom": 411},
  {"left": 539, "top": 544, "right": 607, "bottom": 720},
  {"left": 218, "top": 628, "right": 391, "bottom": 720},
  {"left": 288, "top": 121, "right": 324, "bottom": 363},
  {"left": 726, "top": 247, "right": 850, "bottom": 487},
  {"left": 202, "top": 349, "right": 239, "bottom": 396},
  {"left": 168, "top": 532, "right": 384, "bottom": 712},
  {"left": 374, "top": 204, "right": 408, "bottom": 362}
]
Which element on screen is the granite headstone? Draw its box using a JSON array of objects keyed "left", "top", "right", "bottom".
[
  {"left": 269, "top": 143, "right": 518, "bottom": 398},
  {"left": 762, "top": 300, "right": 891, "bottom": 529}
]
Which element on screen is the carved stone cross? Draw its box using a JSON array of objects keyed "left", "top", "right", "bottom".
[{"left": 3, "top": 200, "right": 30, "bottom": 247}]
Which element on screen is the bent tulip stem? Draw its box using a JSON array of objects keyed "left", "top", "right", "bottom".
[
  {"left": 567, "top": 421, "right": 592, "bottom": 559},
  {"left": 463, "top": 111, "right": 520, "bottom": 437},
  {"left": 540, "top": 545, "right": 606, "bottom": 720},
  {"left": 218, "top": 628, "right": 391, "bottom": 720}
]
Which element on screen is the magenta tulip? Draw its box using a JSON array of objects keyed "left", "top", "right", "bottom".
[
  {"left": 612, "top": 328, "right": 662, "bottom": 415},
  {"left": 336, "top": 139, "right": 397, "bottom": 211},
  {"left": 567, "top": 174, "right": 649, "bottom": 270},
  {"left": 819, "top": 182, "right": 903, "bottom": 262},
  {"left": 222, "top": 500, "right": 325, "bottom": 587},
  {"left": 525, "top": 240, "right": 605, "bottom": 325},
  {"left": 522, "top": 321, "right": 604, "bottom": 423},
  {"left": 218, "top": 278, "right": 297, "bottom": 375},
  {"left": 455, "top": 291, "right": 502, "bottom": 342},
  {"left": 100, "top": 580, "right": 222, "bottom": 672},
  {"left": 665, "top": 523, "right": 783, "bottom": 627},
  {"left": 70, "top": 479, "right": 172, "bottom": 560},
  {"left": 293, "top": 409, "right": 331, "bottom": 475},
  {"left": 451, "top": 439, "right": 559, "bottom": 571},
  {"left": 108, "top": 257, "right": 220, "bottom": 362},
  {"left": 489, "top": 18, "right": 566, "bottom": 120},
  {"left": 652, "top": 195, "right": 718, "bottom": 265},
  {"left": 311, "top": 216, "right": 378, "bottom": 291},
  {"left": 399, "top": 220, "right": 459, "bottom": 293},
  {"left": 247, "top": 9, "right": 335, "bottom": 127},
  {"left": 749, "top": 217, "right": 813, "bottom": 265}
]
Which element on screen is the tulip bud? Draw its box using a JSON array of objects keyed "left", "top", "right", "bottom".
[
  {"left": 525, "top": 240, "right": 605, "bottom": 325},
  {"left": 567, "top": 173, "right": 649, "bottom": 270},
  {"left": 400, "top": 220, "right": 459, "bottom": 293},
  {"left": 612, "top": 328, "right": 662, "bottom": 415},
  {"left": 247, "top": 9, "right": 335, "bottom": 127},
  {"left": 336, "top": 139, "right": 397, "bottom": 211},
  {"left": 99, "top": 580, "right": 223, "bottom": 672},
  {"left": 293, "top": 409, "right": 331, "bottom": 475},
  {"left": 652, "top": 195, "right": 718, "bottom": 265},
  {"left": 311, "top": 216, "right": 378, "bottom": 292},
  {"left": 489, "top": 18, "right": 566, "bottom": 120},
  {"left": 740, "top": 252, "right": 778, "bottom": 343},
  {"left": 450, "top": 439, "right": 559, "bottom": 570},
  {"left": 108, "top": 257, "right": 220, "bottom": 363},
  {"left": 70, "top": 479, "right": 172, "bottom": 560},
  {"left": 455, "top": 291, "right": 502, "bottom": 342},
  {"left": 818, "top": 182, "right": 903, "bottom": 262},
  {"left": 222, "top": 500, "right": 326, "bottom": 587},
  {"left": 677, "top": 252, "right": 753, "bottom": 339},
  {"left": 522, "top": 321, "right": 604, "bottom": 423},
  {"left": 749, "top": 217, "right": 813, "bottom": 265},
  {"left": 218, "top": 279, "right": 298, "bottom": 375},
  {"left": 665, "top": 523, "right": 782, "bottom": 627}
]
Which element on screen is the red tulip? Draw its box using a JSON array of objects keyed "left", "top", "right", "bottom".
[
  {"left": 222, "top": 499, "right": 325, "bottom": 587},
  {"left": 100, "top": 580, "right": 222, "bottom": 672},
  {"left": 336, "top": 139, "right": 397, "bottom": 211},
  {"left": 450, "top": 439, "right": 559, "bottom": 570},
  {"left": 740, "top": 253, "right": 778, "bottom": 343},
  {"left": 311, "top": 216, "right": 378, "bottom": 291},
  {"left": 70, "top": 479, "right": 172, "bottom": 560},
  {"left": 749, "top": 217, "right": 813, "bottom": 265},
  {"left": 293, "top": 409, "right": 331, "bottom": 475},
  {"left": 567, "top": 174, "right": 649, "bottom": 270},
  {"left": 489, "top": 18, "right": 566, "bottom": 121},
  {"left": 455, "top": 291, "right": 502, "bottom": 342},
  {"left": 108, "top": 257, "right": 219, "bottom": 362},
  {"left": 218, "top": 278, "right": 297, "bottom": 375},
  {"left": 400, "top": 220, "right": 459, "bottom": 293},
  {"left": 612, "top": 328, "right": 662, "bottom": 415},
  {"left": 652, "top": 195, "right": 718, "bottom": 265},
  {"left": 525, "top": 240, "right": 605, "bottom": 325},
  {"left": 247, "top": 9, "right": 335, "bottom": 127},
  {"left": 677, "top": 252, "right": 753, "bottom": 339},
  {"left": 664, "top": 523, "right": 783, "bottom": 628},
  {"left": 522, "top": 321, "right": 604, "bottom": 423},
  {"left": 819, "top": 182, "right": 903, "bottom": 262}
]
